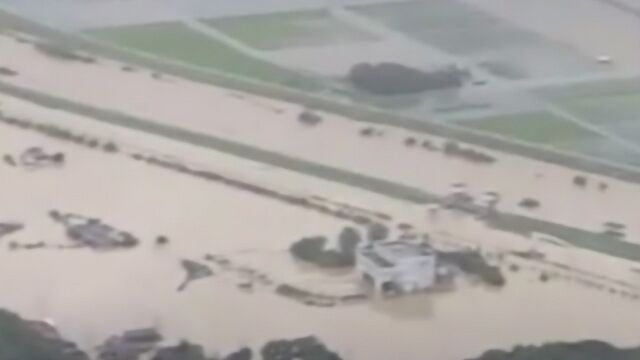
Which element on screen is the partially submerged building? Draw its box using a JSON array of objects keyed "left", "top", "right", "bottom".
[{"left": 356, "top": 240, "right": 437, "bottom": 294}]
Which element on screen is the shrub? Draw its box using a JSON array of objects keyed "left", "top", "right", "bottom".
[
  {"left": 0, "top": 67, "right": 18, "bottom": 76},
  {"left": 297, "top": 110, "right": 322, "bottom": 126},
  {"left": 156, "top": 236, "right": 169, "bottom": 246},
  {"left": 85, "top": 138, "right": 99, "bottom": 148},
  {"left": 359, "top": 127, "right": 375, "bottom": 137},
  {"left": 518, "top": 198, "right": 540, "bottom": 209},
  {"left": 290, "top": 236, "right": 327, "bottom": 263},
  {"left": 103, "top": 142, "right": 119, "bottom": 153},
  {"left": 573, "top": 175, "right": 587, "bottom": 187},
  {"left": 404, "top": 137, "right": 417, "bottom": 147}
]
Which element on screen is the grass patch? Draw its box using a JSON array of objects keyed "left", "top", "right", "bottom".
[
  {"left": 488, "top": 212, "right": 640, "bottom": 263},
  {"left": 86, "top": 21, "right": 321, "bottom": 90},
  {"left": 561, "top": 92, "right": 640, "bottom": 126},
  {"left": 456, "top": 112, "right": 601, "bottom": 145},
  {"left": 536, "top": 77, "right": 640, "bottom": 100},
  {"left": 350, "top": 0, "right": 541, "bottom": 55},
  {"left": 206, "top": 9, "right": 377, "bottom": 50}
]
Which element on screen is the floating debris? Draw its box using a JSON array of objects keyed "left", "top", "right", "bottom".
[
  {"left": 177, "top": 259, "right": 213, "bottom": 292},
  {"left": 0, "top": 222, "right": 23, "bottom": 239},
  {"left": 97, "top": 328, "right": 162, "bottom": 360}
]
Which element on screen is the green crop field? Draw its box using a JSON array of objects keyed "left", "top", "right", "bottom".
[
  {"left": 86, "top": 21, "right": 321, "bottom": 90},
  {"left": 350, "top": 0, "right": 597, "bottom": 79},
  {"left": 455, "top": 111, "right": 602, "bottom": 146},
  {"left": 205, "top": 9, "right": 378, "bottom": 50}
]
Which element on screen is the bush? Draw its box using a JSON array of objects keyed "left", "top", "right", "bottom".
[
  {"left": 404, "top": 137, "right": 417, "bottom": 147},
  {"left": 573, "top": 175, "right": 587, "bottom": 187},
  {"left": 290, "top": 234, "right": 356, "bottom": 268},
  {"left": 297, "top": 110, "right": 322, "bottom": 126},
  {"left": 439, "top": 251, "right": 506, "bottom": 287},
  {"left": 518, "top": 198, "right": 540, "bottom": 209},
  {"left": 156, "top": 236, "right": 169, "bottom": 246},
  {"left": 0, "top": 67, "right": 18, "bottom": 76},
  {"left": 103, "top": 142, "right": 119, "bottom": 153},
  {"left": 290, "top": 236, "right": 327, "bottom": 263},
  {"left": 359, "top": 127, "right": 375, "bottom": 137},
  {"left": 51, "top": 153, "right": 65, "bottom": 164}
]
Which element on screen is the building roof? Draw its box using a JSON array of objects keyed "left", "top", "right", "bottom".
[
  {"left": 376, "top": 241, "right": 433, "bottom": 261},
  {"left": 359, "top": 240, "right": 434, "bottom": 268},
  {"left": 360, "top": 249, "right": 393, "bottom": 268}
]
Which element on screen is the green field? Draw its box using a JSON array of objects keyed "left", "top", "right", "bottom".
[
  {"left": 456, "top": 111, "right": 602, "bottom": 146},
  {"left": 205, "top": 9, "right": 377, "bottom": 50},
  {"left": 350, "top": 0, "right": 544, "bottom": 55},
  {"left": 562, "top": 92, "right": 640, "bottom": 126},
  {"left": 350, "top": 0, "right": 597, "bottom": 79},
  {"left": 86, "top": 22, "right": 321, "bottom": 90}
]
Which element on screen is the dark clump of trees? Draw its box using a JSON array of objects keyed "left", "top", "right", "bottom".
[
  {"left": 225, "top": 347, "right": 253, "bottom": 360},
  {"left": 469, "top": 340, "right": 640, "bottom": 360},
  {"left": 348, "top": 62, "right": 468, "bottom": 95},
  {"left": 443, "top": 141, "right": 496, "bottom": 164},
  {"left": 261, "top": 336, "right": 343, "bottom": 360},
  {"left": 439, "top": 251, "right": 505, "bottom": 287},
  {"left": 290, "top": 227, "right": 363, "bottom": 268},
  {"left": 152, "top": 341, "right": 207, "bottom": 360},
  {"left": 0, "top": 309, "right": 89, "bottom": 360}
]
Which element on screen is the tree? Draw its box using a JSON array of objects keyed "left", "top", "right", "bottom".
[
  {"left": 0, "top": 309, "right": 88, "bottom": 360},
  {"left": 338, "top": 227, "right": 361, "bottom": 253},
  {"left": 518, "top": 198, "right": 540, "bottom": 209},
  {"left": 469, "top": 341, "right": 640, "bottom": 360},
  {"left": 367, "top": 223, "right": 389, "bottom": 242},
  {"left": 290, "top": 236, "right": 327, "bottom": 263}
]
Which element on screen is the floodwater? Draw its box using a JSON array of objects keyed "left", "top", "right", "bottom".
[{"left": 1, "top": 111, "right": 640, "bottom": 360}]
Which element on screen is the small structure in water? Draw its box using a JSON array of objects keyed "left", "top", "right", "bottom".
[
  {"left": 51, "top": 211, "right": 140, "bottom": 249},
  {"left": 356, "top": 240, "right": 437, "bottom": 295},
  {"left": 67, "top": 222, "right": 138, "bottom": 249},
  {"left": 19, "top": 147, "right": 65, "bottom": 169}
]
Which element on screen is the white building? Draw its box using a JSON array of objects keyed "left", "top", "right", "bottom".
[{"left": 356, "top": 240, "right": 437, "bottom": 294}]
